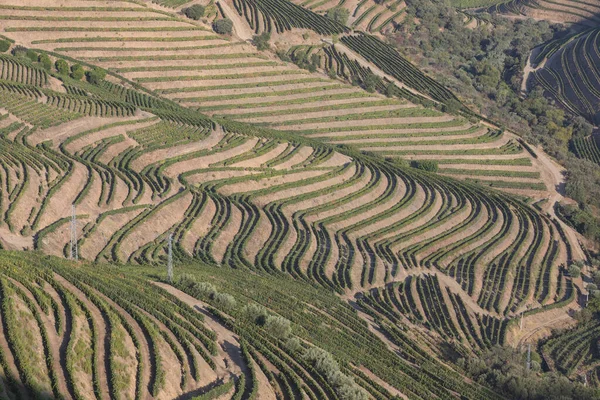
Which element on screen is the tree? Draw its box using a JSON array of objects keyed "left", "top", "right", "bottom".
[
  {"left": 264, "top": 315, "right": 292, "bottom": 339},
  {"left": 183, "top": 4, "right": 205, "bottom": 20},
  {"left": 11, "top": 45, "right": 28, "bottom": 58},
  {"left": 252, "top": 32, "right": 271, "bottom": 51},
  {"left": 212, "top": 292, "right": 236, "bottom": 312},
  {"left": 86, "top": 67, "right": 106, "bottom": 85},
  {"left": 568, "top": 264, "right": 581, "bottom": 278},
  {"left": 363, "top": 73, "right": 381, "bottom": 93},
  {"left": 38, "top": 54, "right": 52, "bottom": 71},
  {"left": 55, "top": 59, "right": 69, "bottom": 75},
  {"left": 385, "top": 82, "right": 398, "bottom": 97},
  {"left": 0, "top": 39, "right": 10, "bottom": 53},
  {"left": 326, "top": 7, "right": 350, "bottom": 25},
  {"left": 213, "top": 18, "right": 233, "bottom": 35},
  {"left": 70, "top": 64, "right": 85, "bottom": 80}
]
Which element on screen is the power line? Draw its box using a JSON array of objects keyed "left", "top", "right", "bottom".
[
  {"left": 167, "top": 233, "right": 173, "bottom": 284},
  {"left": 70, "top": 205, "right": 78, "bottom": 261}
]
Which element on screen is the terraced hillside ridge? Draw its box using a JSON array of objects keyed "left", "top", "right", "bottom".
[
  {"left": 483, "top": 0, "right": 600, "bottom": 26},
  {"left": 0, "top": 250, "right": 518, "bottom": 400},
  {"left": 0, "top": 50, "right": 582, "bottom": 322},
  {"left": 571, "top": 134, "right": 600, "bottom": 165},
  {"left": 0, "top": 1, "right": 559, "bottom": 194},
  {"left": 0, "top": 0, "right": 595, "bottom": 395},
  {"left": 288, "top": 0, "right": 407, "bottom": 33},
  {"left": 529, "top": 27, "right": 600, "bottom": 124},
  {"left": 541, "top": 318, "right": 600, "bottom": 385},
  {"left": 0, "top": 251, "right": 228, "bottom": 400}
]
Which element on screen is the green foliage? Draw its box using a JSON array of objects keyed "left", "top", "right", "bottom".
[
  {"left": 264, "top": 315, "right": 292, "bottom": 339},
  {"left": 11, "top": 45, "right": 28, "bottom": 58},
  {"left": 55, "top": 59, "right": 69, "bottom": 75},
  {"left": 86, "top": 67, "right": 106, "bottom": 85},
  {"left": 568, "top": 264, "right": 581, "bottom": 278},
  {"left": 70, "top": 64, "right": 85, "bottom": 80},
  {"left": 213, "top": 19, "right": 233, "bottom": 35},
  {"left": 459, "top": 346, "right": 598, "bottom": 400},
  {"left": 183, "top": 4, "right": 205, "bottom": 20},
  {"left": 326, "top": 7, "right": 350, "bottom": 25},
  {"left": 410, "top": 159, "right": 438, "bottom": 172},
  {"left": 303, "top": 347, "right": 368, "bottom": 400},
  {"left": 0, "top": 39, "right": 11, "bottom": 53},
  {"left": 38, "top": 54, "right": 51, "bottom": 71},
  {"left": 363, "top": 72, "right": 381, "bottom": 93},
  {"left": 252, "top": 32, "right": 271, "bottom": 51}
]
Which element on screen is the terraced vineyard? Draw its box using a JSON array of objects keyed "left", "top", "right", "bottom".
[
  {"left": 0, "top": 0, "right": 555, "bottom": 194},
  {"left": 0, "top": 0, "right": 595, "bottom": 396},
  {"left": 484, "top": 0, "right": 600, "bottom": 26},
  {"left": 571, "top": 135, "right": 600, "bottom": 164},
  {"left": 289, "top": 0, "right": 406, "bottom": 33},
  {"left": 0, "top": 250, "right": 515, "bottom": 400},
  {"left": 530, "top": 27, "right": 600, "bottom": 124},
  {"left": 0, "top": 51, "right": 577, "bottom": 320},
  {"left": 541, "top": 320, "right": 600, "bottom": 384}
]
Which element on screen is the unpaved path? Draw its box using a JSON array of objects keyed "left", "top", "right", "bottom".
[
  {"left": 218, "top": 1, "right": 254, "bottom": 41},
  {"left": 153, "top": 282, "right": 247, "bottom": 379}
]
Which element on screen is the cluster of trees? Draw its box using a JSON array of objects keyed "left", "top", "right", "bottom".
[
  {"left": 55, "top": 58, "right": 106, "bottom": 84},
  {"left": 458, "top": 346, "right": 599, "bottom": 399},
  {"left": 557, "top": 202, "right": 600, "bottom": 246}
]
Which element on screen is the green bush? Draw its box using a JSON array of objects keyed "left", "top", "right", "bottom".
[
  {"left": 0, "top": 39, "right": 10, "bottom": 53},
  {"left": 55, "top": 59, "right": 69, "bottom": 75},
  {"left": 86, "top": 67, "right": 106, "bottom": 85},
  {"left": 253, "top": 32, "right": 271, "bottom": 51},
  {"left": 183, "top": 4, "right": 205, "bottom": 20},
  {"left": 410, "top": 159, "right": 439, "bottom": 172},
  {"left": 38, "top": 54, "right": 52, "bottom": 70},
  {"left": 264, "top": 315, "right": 291, "bottom": 339},
  {"left": 568, "top": 264, "right": 581, "bottom": 278},
  {"left": 326, "top": 7, "right": 350, "bottom": 25},
  {"left": 11, "top": 45, "right": 28, "bottom": 58},
  {"left": 70, "top": 64, "right": 85, "bottom": 80},
  {"left": 213, "top": 18, "right": 233, "bottom": 35}
]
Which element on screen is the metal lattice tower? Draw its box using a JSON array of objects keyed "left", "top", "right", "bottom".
[
  {"left": 69, "top": 205, "right": 78, "bottom": 261},
  {"left": 167, "top": 233, "right": 173, "bottom": 283}
]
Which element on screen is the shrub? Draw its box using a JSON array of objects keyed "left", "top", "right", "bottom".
[
  {"left": 326, "top": 7, "right": 350, "bottom": 25},
  {"left": 303, "top": 347, "right": 368, "bottom": 400},
  {"left": 86, "top": 67, "right": 106, "bottom": 85},
  {"left": 55, "top": 59, "right": 69, "bottom": 75},
  {"left": 285, "top": 337, "right": 302, "bottom": 352},
  {"left": 38, "top": 54, "right": 52, "bottom": 71},
  {"left": 568, "top": 264, "right": 581, "bottom": 278},
  {"left": 213, "top": 19, "right": 233, "bottom": 35},
  {"left": 26, "top": 49, "right": 38, "bottom": 62},
  {"left": 0, "top": 39, "right": 10, "bottom": 53},
  {"left": 11, "top": 45, "right": 28, "bottom": 58},
  {"left": 70, "top": 64, "right": 85, "bottom": 80},
  {"left": 253, "top": 32, "right": 271, "bottom": 51},
  {"left": 411, "top": 160, "right": 439, "bottom": 172},
  {"left": 183, "top": 4, "right": 205, "bottom": 20},
  {"left": 212, "top": 292, "right": 237, "bottom": 312},
  {"left": 264, "top": 315, "right": 291, "bottom": 339},
  {"left": 363, "top": 73, "right": 381, "bottom": 93},
  {"left": 243, "top": 303, "right": 269, "bottom": 325}
]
